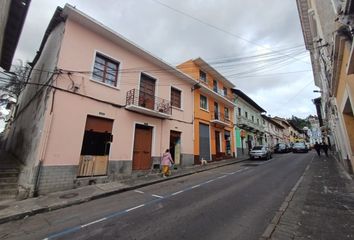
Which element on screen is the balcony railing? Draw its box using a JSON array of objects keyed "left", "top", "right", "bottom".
[
  {"left": 237, "top": 115, "right": 264, "bottom": 132},
  {"left": 126, "top": 89, "right": 172, "bottom": 118},
  {"left": 211, "top": 112, "right": 231, "bottom": 126}
]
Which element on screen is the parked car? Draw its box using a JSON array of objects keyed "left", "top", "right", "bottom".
[
  {"left": 274, "top": 143, "right": 290, "bottom": 153},
  {"left": 305, "top": 142, "right": 311, "bottom": 150},
  {"left": 292, "top": 142, "right": 309, "bottom": 153},
  {"left": 249, "top": 145, "right": 272, "bottom": 160}
]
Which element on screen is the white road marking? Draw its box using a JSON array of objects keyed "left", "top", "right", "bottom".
[
  {"left": 152, "top": 194, "right": 164, "bottom": 198},
  {"left": 171, "top": 190, "right": 184, "bottom": 196},
  {"left": 81, "top": 218, "right": 107, "bottom": 228},
  {"left": 221, "top": 172, "right": 237, "bottom": 175},
  {"left": 43, "top": 165, "right": 253, "bottom": 239},
  {"left": 205, "top": 179, "right": 215, "bottom": 183},
  {"left": 125, "top": 204, "right": 145, "bottom": 212}
]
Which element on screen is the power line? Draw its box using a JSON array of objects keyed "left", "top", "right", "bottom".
[{"left": 151, "top": 0, "right": 310, "bottom": 65}]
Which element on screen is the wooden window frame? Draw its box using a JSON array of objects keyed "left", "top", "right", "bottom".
[
  {"left": 171, "top": 87, "right": 182, "bottom": 108},
  {"left": 93, "top": 53, "right": 119, "bottom": 87}
]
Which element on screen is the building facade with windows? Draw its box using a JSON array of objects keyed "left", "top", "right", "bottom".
[
  {"left": 4, "top": 4, "right": 196, "bottom": 197},
  {"left": 308, "top": 116, "right": 322, "bottom": 145},
  {"left": 177, "top": 58, "right": 235, "bottom": 163},
  {"left": 232, "top": 89, "right": 266, "bottom": 158},
  {"left": 297, "top": 0, "right": 354, "bottom": 173},
  {"left": 272, "top": 117, "right": 293, "bottom": 144},
  {"left": 261, "top": 115, "right": 285, "bottom": 149}
]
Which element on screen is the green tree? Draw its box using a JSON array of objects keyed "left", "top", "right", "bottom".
[
  {"left": 288, "top": 115, "right": 310, "bottom": 129},
  {"left": 0, "top": 60, "right": 29, "bottom": 100}
]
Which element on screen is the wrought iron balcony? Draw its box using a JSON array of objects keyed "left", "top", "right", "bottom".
[
  {"left": 126, "top": 89, "right": 172, "bottom": 118},
  {"left": 211, "top": 112, "right": 231, "bottom": 126}
]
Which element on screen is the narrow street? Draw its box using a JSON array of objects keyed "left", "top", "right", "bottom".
[{"left": 0, "top": 152, "right": 312, "bottom": 240}]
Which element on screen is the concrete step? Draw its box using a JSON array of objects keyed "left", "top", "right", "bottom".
[
  {"left": 0, "top": 189, "right": 17, "bottom": 200},
  {"left": 0, "top": 177, "right": 18, "bottom": 184},
  {"left": 0, "top": 183, "right": 17, "bottom": 190},
  {"left": 0, "top": 167, "right": 19, "bottom": 172},
  {"left": 0, "top": 172, "right": 19, "bottom": 178}
]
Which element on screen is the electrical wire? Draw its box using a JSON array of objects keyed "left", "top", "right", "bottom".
[{"left": 151, "top": 0, "right": 310, "bottom": 65}]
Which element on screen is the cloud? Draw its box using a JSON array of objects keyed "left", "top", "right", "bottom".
[{"left": 13, "top": 0, "right": 316, "bottom": 118}]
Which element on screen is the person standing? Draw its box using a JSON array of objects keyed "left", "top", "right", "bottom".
[
  {"left": 314, "top": 142, "right": 321, "bottom": 157},
  {"left": 322, "top": 142, "right": 329, "bottom": 157},
  {"left": 160, "top": 149, "right": 174, "bottom": 178}
]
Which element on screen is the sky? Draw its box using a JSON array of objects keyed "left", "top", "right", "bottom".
[{"left": 13, "top": 0, "right": 318, "bottom": 119}]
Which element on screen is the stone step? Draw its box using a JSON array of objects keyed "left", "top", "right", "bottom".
[
  {"left": 0, "top": 167, "right": 19, "bottom": 172},
  {"left": 0, "top": 177, "right": 18, "bottom": 184},
  {"left": 0, "top": 172, "right": 19, "bottom": 178},
  {"left": 0, "top": 189, "right": 17, "bottom": 200},
  {"left": 0, "top": 183, "right": 17, "bottom": 190}
]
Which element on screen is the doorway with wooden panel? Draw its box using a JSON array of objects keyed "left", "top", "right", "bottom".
[
  {"left": 79, "top": 116, "right": 113, "bottom": 177},
  {"left": 133, "top": 124, "right": 153, "bottom": 170}
]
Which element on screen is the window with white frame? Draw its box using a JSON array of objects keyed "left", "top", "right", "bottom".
[
  {"left": 200, "top": 94, "right": 208, "bottom": 110},
  {"left": 223, "top": 87, "right": 227, "bottom": 96},
  {"left": 93, "top": 53, "right": 119, "bottom": 86},
  {"left": 199, "top": 70, "right": 207, "bottom": 82},
  {"left": 224, "top": 107, "right": 229, "bottom": 120}
]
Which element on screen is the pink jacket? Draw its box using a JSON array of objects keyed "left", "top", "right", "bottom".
[{"left": 161, "top": 152, "right": 173, "bottom": 166}]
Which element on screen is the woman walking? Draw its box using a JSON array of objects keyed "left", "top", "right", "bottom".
[{"left": 161, "top": 149, "right": 174, "bottom": 178}]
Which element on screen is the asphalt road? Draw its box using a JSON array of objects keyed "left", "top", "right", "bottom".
[{"left": 0, "top": 152, "right": 313, "bottom": 240}]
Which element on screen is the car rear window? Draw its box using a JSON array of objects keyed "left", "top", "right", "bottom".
[
  {"left": 293, "top": 143, "right": 305, "bottom": 147},
  {"left": 252, "top": 146, "right": 263, "bottom": 150}
]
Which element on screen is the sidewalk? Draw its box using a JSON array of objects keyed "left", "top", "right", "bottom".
[
  {"left": 262, "top": 153, "right": 354, "bottom": 240},
  {"left": 0, "top": 157, "right": 248, "bottom": 224}
]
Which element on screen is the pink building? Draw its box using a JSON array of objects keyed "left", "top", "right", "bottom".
[{"left": 6, "top": 4, "right": 196, "bottom": 197}]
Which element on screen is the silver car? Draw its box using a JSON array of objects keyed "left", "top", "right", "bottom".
[{"left": 249, "top": 145, "right": 272, "bottom": 160}]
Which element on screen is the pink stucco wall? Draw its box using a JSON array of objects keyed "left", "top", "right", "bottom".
[{"left": 42, "top": 18, "right": 194, "bottom": 166}]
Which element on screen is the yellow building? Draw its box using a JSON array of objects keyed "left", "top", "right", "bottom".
[
  {"left": 297, "top": 0, "right": 354, "bottom": 173},
  {"left": 177, "top": 58, "right": 235, "bottom": 164}
]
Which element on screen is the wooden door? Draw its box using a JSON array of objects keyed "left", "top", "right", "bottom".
[
  {"left": 139, "top": 74, "right": 155, "bottom": 110},
  {"left": 215, "top": 131, "right": 221, "bottom": 154},
  {"left": 133, "top": 125, "right": 153, "bottom": 170}
]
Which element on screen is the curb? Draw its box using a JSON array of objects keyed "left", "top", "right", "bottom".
[
  {"left": 332, "top": 152, "right": 354, "bottom": 181},
  {"left": 259, "top": 156, "right": 313, "bottom": 240},
  {"left": 0, "top": 158, "right": 249, "bottom": 224}
]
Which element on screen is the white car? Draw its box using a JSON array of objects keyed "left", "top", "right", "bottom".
[{"left": 249, "top": 145, "right": 272, "bottom": 160}]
